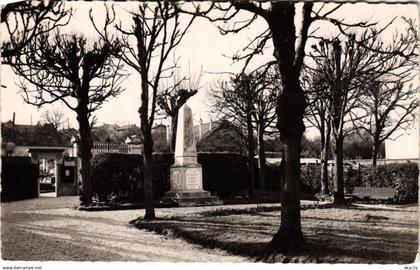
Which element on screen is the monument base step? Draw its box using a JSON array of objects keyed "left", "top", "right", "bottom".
[{"left": 160, "top": 190, "right": 223, "bottom": 207}]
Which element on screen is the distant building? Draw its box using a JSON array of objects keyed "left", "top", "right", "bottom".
[
  {"left": 116, "top": 124, "right": 139, "bottom": 137},
  {"left": 193, "top": 118, "right": 222, "bottom": 140},
  {"left": 196, "top": 119, "right": 245, "bottom": 154}
]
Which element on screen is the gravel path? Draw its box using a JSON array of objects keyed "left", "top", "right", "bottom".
[{"left": 1, "top": 195, "right": 249, "bottom": 262}]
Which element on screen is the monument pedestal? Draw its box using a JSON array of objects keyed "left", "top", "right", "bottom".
[
  {"left": 161, "top": 164, "right": 222, "bottom": 206},
  {"left": 159, "top": 104, "right": 222, "bottom": 207}
]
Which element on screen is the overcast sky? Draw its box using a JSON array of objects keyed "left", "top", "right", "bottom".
[{"left": 1, "top": 1, "right": 418, "bottom": 139}]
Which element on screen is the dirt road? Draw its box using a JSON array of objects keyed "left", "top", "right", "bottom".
[{"left": 1, "top": 195, "right": 247, "bottom": 262}]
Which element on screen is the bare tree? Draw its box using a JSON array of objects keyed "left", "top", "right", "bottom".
[
  {"left": 177, "top": 2, "right": 382, "bottom": 249},
  {"left": 1, "top": 1, "right": 72, "bottom": 63},
  {"left": 7, "top": 31, "right": 125, "bottom": 205},
  {"left": 251, "top": 68, "right": 279, "bottom": 190},
  {"left": 303, "top": 72, "right": 331, "bottom": 195},
  {"left": 210, "top": 68, "right": 277, "bottom": 192},
  {"left": 210, "top": 73, "right": 259, "bottom": 196},
  {"left": 40, "top": 108, "right": 65, "bottom": 130},
  {"left": 307, "top": 17, "right": 417, "bottom": 204},
  {"left": 157, "top": 69, "right": 202, "bottom": 151},
  {"left": 91, "top": 3, "right": 197, "bottom": 219},
  {"left": 359, "top": 80, "right": 417, "bottom": 166}
]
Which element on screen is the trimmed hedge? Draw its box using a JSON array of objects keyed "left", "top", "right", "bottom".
[
  {"left": 354, "top": 163, "right": 418, "bottom": 203},
  {"left": 91, "top": 153, "right": 419, "bottom": 204},
  {"left": 296, "top": 162, "right": 418, "bottom": 203},
  {"left": 91, "top": 153, "right": 251, "bottom": 202},
  {"left": 198, "top": 153, "right": 249, "bottom": 198},
  {"left": 91, "top": 153, "right": 172, "bottom": 202},
  {"left": 1, "top": 156, "right": 39, "bottom": 202}
]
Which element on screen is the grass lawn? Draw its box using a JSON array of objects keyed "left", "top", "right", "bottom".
[{"left": 131, "top": 203, "right": 419, "bottom": 264}]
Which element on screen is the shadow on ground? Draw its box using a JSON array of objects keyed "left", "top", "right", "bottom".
[{"left": 131, "top": 204, "right": 418, "bottom": 264}]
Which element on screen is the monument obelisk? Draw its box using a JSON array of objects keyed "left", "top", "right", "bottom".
[{"left": 161, "top": 104, "right": 222, "bottom": 206}]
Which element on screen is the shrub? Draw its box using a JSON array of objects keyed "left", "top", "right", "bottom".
[
  {"left": 1, "top": 156, "right": 39, "bottom": 202},
  {"left": 199, "top": 153, "right": 249, "bottom": 198},
  {"left": 354, "top": 163, "right": 418, "bottom": 203},
  {"left": 265, "top": 163, "right": 282, "bottom": 191},
  {"left": 300, "top": 165, "right": 322, "bottom": 194},
  {"left": 91, "top": 153, "right": 172, "bottom": 203},
  {"left": 264, "top": 162, "right": 324, "bottom": 194},
  {"left": 91, "top": 152, "right": 251, "bottom": 202}
]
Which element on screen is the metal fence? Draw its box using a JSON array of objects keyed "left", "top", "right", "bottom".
[{"left": 92, "top": 143, "right": 130, "bottom": 154}]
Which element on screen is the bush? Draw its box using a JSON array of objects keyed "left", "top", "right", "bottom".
[
  {"left": 297, "top": 162, "right": 418, "bottom": 203},
  {"left": 264, "top": 163, "right": 323, "bottom": 194},
  {"left": 91, "top": 152, "right": 251, "bottom": 202},
  {"left": 300, "top": 165, "right": 322, "bottom": 194},
  {"left": 265, "top": 163, "right": 282, "bottom": 191},
  {"left": 1, "top": 156, "right": 39, "bottom": 202},
  {"left": 91, "top": 153, "right": 172, "bottom": 202},
  {"left": 199, "top": 153, "right": 249, "bottom": 198},
  {"left": 354, "top": 163, "right": 418, "bottom": 203}
]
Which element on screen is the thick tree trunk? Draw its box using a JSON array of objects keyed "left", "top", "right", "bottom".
[
  {"left": 246, "top": 114, "right": 255, "bottom": 197},
  {"left": 271, "top": 77, "right": 305, "bottom": 251},
  {"left": 257, "top": 123, "right": 267, "bottom": 191},
  {"left": 143, "top": 128, "right": 155, "bottom": 220},
  {"left": 320, "top": 123, "right": 331, "bottom": 194},
  {"left": 269, "top": 3, "right": 306, "bottom": 251},
  {"left": 333, "top": 136, "right": 345, "bottom": 205},
  {"left": 77, "top": 109, "right": 93, "bottom": 205}
]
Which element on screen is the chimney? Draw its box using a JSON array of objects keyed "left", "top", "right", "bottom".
[{"left": 12, "top": 112, "right": 15, "bottom": 125}]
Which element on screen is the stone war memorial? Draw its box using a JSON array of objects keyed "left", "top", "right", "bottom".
[{"left": 161, "top": 104, "right": 222, "bottom": 206}]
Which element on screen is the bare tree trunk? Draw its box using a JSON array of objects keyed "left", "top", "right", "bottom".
[
  {"left": 333, "top": 135, "right": 345, "bottom": 204},
  {"left": 170, "top": 114, "right": 178, "bottom": 152},
  {"left": 320, "top": 122, "right": 331, "bottom": 194},
  {"left": 271, "top": 79, "right": 305, "bottom": 251},
  {"left": 77, "top": 109, "right": 93, "bottom": 205},
  {"left": 372, "top": 139, "right": 380, "bottom": 167},
  {"left": 143, "top": 127, "right": 155, "bottom": 220},
  {"left": 139, "top": 62, "right": 156, "bottom": 219},
  {"left": 246, "top": 114, "right": 255, "bottom": 197},
  {"left": 257, "top": 122, "right": 267, "bottom": 191}
]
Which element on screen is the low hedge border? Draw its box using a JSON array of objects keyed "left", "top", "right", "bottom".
[{"left": 91, "top": 152, "right": 418, "bottom": 204}]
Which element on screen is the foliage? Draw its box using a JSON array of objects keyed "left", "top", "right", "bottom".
[
  {"left": 298, "top": 162, "right": 418, "bottom": 203},
  {"left": 91, "top": 152, "right": 253, "bottom": 202},
  {"left": 91, "top": 124, "right": 141, "bottom": 144},
  {"left": 353, "top": 163, "right": 418, "bottom": 203},
  {"left": 265, "top": 163, "right": 282, "bottom": 191},
  {"left": 301, "top": 136, "right": 321, "bottom": 158},
  {"left": 1, "top": 157, "right": 39, "bottom": 202},
  {"left": 198, "top": 153, "right": 249, "bottom": 198},
  {"left": 1, "top": 122, "right": 64, "bottom": 146},
  {"left": 300, "top": 165, "right": 322, "bottom": 194},
  {"left": 264, "top": 134, "right": 320, "bottom": 158},
  {"left": 343, "top": 131, "right": 385, "bottom": 159},
  {"left": 91, "top": 153, "right": 172, "bottom": 202}
]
